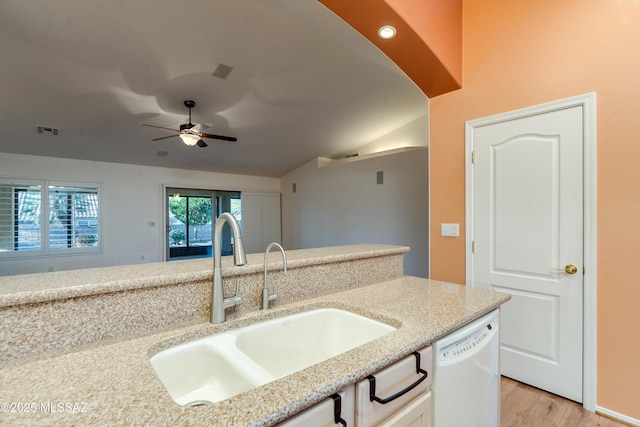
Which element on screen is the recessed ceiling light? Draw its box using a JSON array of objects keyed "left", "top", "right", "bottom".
[{"left": 378, "top": 25, "right": 397, "bottom": 39}]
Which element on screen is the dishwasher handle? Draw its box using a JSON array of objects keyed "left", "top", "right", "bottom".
[{"left": 367, "top": 352, "right": 428, "bottom": 405}]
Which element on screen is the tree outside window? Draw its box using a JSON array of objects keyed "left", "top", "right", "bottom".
[{"left": 169, "top": 195, "right": 212, "bottom": 248}]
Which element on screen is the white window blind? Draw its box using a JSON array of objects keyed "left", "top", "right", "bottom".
[
  {"left": 0, "top": 180, "right": 42, "bottom": 253},
  {"left": 0, "top": 178, "right": 100, "bottom": 258},
  {"left": 48, "top": 184, "right": 100, "bottom": 249}
]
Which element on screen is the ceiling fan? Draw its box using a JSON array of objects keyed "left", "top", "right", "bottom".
[{"left": 143, "top": 100, "right": 237, "bottom": 148}]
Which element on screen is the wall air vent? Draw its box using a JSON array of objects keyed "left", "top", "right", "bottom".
[{"left": 36, "top": 126, "right": 59, "bottom": 136}]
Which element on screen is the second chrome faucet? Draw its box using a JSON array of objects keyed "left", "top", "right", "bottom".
[{"left": 263, "top": 242, "right": 287, "bottom": 310}]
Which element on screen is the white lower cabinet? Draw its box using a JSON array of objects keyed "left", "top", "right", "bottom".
[
  {"left": 375, "top": 391, "right": 431, "bottom": 427},
  {"left": 356, "top": 347, "right": 432, "bottom": 427},
  {"left": 279, "top": 347, "right": 432, "bottom": 427},
  {"left": 277, "top": 386, "right": 354, "bottom": 427}
]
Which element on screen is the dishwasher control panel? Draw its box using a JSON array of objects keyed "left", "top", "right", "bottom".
[{"left": 438, "top": 316, "right": 498, "bottom": 361}]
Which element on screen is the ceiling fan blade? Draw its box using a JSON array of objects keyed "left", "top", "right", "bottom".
[
  {"left": 197, "top": 139, "right": 208, "bottom": 148},
  {"left": 201, "top": 133, "right": 238, "bottom": 142},
  {"left": 191, "top": 123, "right": 209, "bottom": 133},
  {"left": 151, "top": 134, "right": 179, "bottom": 141},
  {"left": 143, "top": 123, "right": 179, "bottom": 132}
]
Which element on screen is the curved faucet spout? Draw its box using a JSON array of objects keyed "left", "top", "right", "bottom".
[
  {"left": 263, "top": 242, "right": 287, "bottom": 310},
  {"left": 211, "top": 212, "right": 247, "bottom": 324}
]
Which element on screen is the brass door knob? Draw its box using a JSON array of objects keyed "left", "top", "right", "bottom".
[{"left": 565, "top": 264, "right": 578, "bottom": 275}]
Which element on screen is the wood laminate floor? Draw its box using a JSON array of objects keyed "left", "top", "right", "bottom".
[{"left": 501, "top": 377, "right": 630, "bottom": 427}]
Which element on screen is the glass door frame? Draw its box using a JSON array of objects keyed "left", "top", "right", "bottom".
[{"left": 164, "top": 187, "right": 241, "bottom": 261}]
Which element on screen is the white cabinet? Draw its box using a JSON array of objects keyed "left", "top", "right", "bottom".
[
  {"left": 355, "top": 346, "right": 432, "bottom": 427},
  {"left": 279, "top": 347, "right": 432, "bottom": 427},
  {"left": 241, "top": 192, "right": 281, "bottom": 253},
  {"left": 277, "top": 387, "right": 354, "bottom": 427},
  {"left": 376, "top": 392, "right": 431, "bottom": 427}
]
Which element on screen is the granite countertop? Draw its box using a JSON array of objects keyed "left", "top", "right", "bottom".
[
  {"left": 0, "top": 276, "right": 510, "bottom": 427},
  {"left": 0, "top": 244, "right": 407, "bottom": 307}
]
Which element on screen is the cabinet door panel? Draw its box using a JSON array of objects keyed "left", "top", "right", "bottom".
[
  {"left": 277, "top": 387, "right": 354, "bottom": 427},
  {"left": 377, "top": 392, "right": 431, "bottom": 427}
]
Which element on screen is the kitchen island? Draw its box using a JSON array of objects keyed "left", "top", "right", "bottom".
[{"left": 0, "top": 245, "right": 509, "bottom": 426}]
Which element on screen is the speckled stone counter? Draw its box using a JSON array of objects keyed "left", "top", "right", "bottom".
[
  {"left": 1, "top": 244, "right": 407, "bottom": 362},
  {"left": 0, "top": 277, "right": 509, "bottom": 427},
  {"left": 0, "top": 244, "right": 408, "bottom": 306}
]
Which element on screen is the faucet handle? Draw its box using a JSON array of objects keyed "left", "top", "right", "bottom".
[
  {"left": 223, "top": 278, "right": 243, "bottom": 309},
  {"left": 223, "top": 295, "right": 242, "bottom": 309},
  {"left": 262, "top": 287, "right": 277, "bottom": 309}
]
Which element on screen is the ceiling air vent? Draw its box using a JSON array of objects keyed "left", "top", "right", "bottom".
[
  {"left": 36, "top": 126, "right": 60, "bottom": 136},
  {"left": 212, "top": 63, "right": 233, "bottom": 80}
]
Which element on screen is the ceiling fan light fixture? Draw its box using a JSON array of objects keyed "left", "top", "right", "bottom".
[
  {"left": 143, "top": 99, "right": 236, "bottom": 147},
  {"left": 179, "top": 133, "right": 201, "bottom": 146}
]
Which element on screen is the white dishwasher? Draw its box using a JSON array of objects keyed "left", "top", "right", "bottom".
[{"left": 432, "top": 309, "right": 500, "bottom": 427}]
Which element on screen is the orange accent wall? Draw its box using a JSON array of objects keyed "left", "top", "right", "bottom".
[
  {"left": 328, "top": 0, "right": 640, "bottom": 420},
  {"left": 317, "top": 0, "right": 461, "bottom": 97},
  {"left": 385, "top": 0, "right": 462, "bottom": 84},
  {"left": 431, "top": 0, "right": 640, "bottom": 419}
]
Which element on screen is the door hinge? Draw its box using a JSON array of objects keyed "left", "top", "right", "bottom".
[
  {"left": 472, "top": 240, "right": 476, "bottom": 253},
  {"left": 471, "top": 151, "right": 476, "bottom": 163}
]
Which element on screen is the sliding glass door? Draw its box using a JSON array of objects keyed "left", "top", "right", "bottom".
[{"left": 166, "top": 188, "right": 241, "bottom": 261}]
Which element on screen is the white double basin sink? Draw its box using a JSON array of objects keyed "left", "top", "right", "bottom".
[{"left": 150, "top": 308, "right": 396, "bottom": 406}]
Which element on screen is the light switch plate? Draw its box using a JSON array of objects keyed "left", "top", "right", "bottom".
[{"left": 441, "top": 223, "right": 459, "bottom": 237}]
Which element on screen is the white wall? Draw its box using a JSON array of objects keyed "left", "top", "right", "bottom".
[
  {"left": 354, "top": 113, "right": 429, "bottom": 157},
  {"left": 281, "top": 148, "right": 429, "bottom": 277},
  {"left": 0, "top": 153, "right": 280, "bottom": 276}
]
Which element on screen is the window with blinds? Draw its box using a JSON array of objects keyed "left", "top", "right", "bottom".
[
  {"left": 0, "top": 178, "right": 100, "bottom": 258},
  {"left": 0, "top": 180, "right": 42, "bottom": 253}
]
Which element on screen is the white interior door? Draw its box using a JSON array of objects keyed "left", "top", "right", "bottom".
[{"left": 469, "top": 104, "right": 584, "bottom": 402}]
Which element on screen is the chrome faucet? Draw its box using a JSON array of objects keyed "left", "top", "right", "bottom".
[
  {"left": 211, "top": 212, "right": 247, "bottom": 324},
  {"left": 262, "top": 242, "right": 287, "bottom": 310}
]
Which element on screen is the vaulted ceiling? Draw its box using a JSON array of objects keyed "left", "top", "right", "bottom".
[{"left": 0, "top": 0, "right": 429, "bottom": 177}]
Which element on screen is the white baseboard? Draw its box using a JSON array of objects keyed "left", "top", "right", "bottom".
[{"left": 597, "top": 406, "right": 640, "bottom": 426}]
